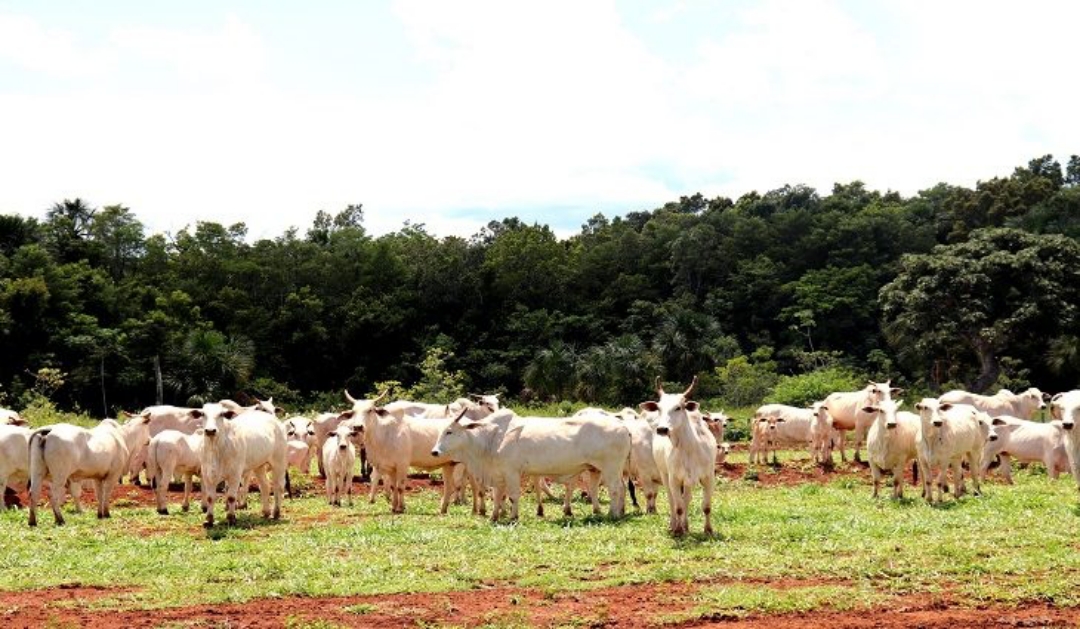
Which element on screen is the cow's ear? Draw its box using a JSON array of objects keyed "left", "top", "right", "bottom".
[
  {"left": 685, "top": 401, "right": 699, "bottom": 412},
  {"left": 639, "top": 401, "right": 659, "bottom": 413},
  {"left": 190, "top": 409, "right": 204, "bottom": 419},
  {"left": 462, "top": 420, "right": 483, "bottom": 430},
  {"left": 914, "top": 402, "right": 925, "bottom": 411},
  {"left": 939, "top": 403, "right": 953, "bottom": 412},
  {"left": 991, "top": 416, "right": 1007, "bottom": 426},
  {"left": 890, "top": 387, "right": 904, "bottom": 397},
  {"left": 375, "top": 408, "right": 390, "bottom": 417},
  {"left": 274, "top": 407, "right": 285, "bottom": 417},
  {"left": 862, "top": 406, "right": 877, "bottom": 414},
  {"left": 339, "top": 410, "right": 355, "bottom": 420},
  {"left": 222, "top": 410, "right": 237, "bottom": 420},
  {"left": 757, "top": 417, "right": 768, "bottom": 423}
]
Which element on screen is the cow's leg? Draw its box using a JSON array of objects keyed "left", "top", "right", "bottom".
[
  {"left": 203, "top": 472, "right": 217, "bottom": 527},
  {"left": 602, "top": 469, "right": 625, "bottom": 518},
  {"left": 50, "top": 472, "right": 70, "bottom": 525},
  {"left": 181, "top": 474, "right": 192, "bottom": 512},
  {"left": 584, "top": 471, "right": 602, "bottom": 515},
  {"left": 506, "top": 475, "right": 522, "bottom": 522},
  {"left": 94, "top": 479, "right": 106, "bottom": 518},
  {"left": 224, "top": 473, "right": 240, "bottom": 526},
  {"left": 701, "top": 473, "right": 714, "bottom": 536},
  {"left": 438, "top": 464, "right": 454, "bottom": 515},
  {"left": 870, "top": 463, "right": 883, "bottom": 498}
]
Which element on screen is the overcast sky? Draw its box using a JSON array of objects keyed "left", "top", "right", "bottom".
[{"left": 1, "top": 0, "right": 1077, "bottom": 240}]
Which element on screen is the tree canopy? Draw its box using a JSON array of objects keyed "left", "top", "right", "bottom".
[{"left": 0, "top": 154, "right": 1077, "bottom": 413}]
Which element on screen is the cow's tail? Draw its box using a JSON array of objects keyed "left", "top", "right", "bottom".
[
  {"left": 28, "top": 428, "right": 52, "bottom": 493},
  {"left": 146, "top": 439, "right": 160, "bottom": 490}
]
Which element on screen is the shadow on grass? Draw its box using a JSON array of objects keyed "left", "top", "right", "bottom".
[{"left": 204, "top": 513, "right": 290, "bottom": 539}]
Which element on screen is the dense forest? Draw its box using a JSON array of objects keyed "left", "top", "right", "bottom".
[{"left": 1, "top": 155, "right": 1079, "bottom": 416}]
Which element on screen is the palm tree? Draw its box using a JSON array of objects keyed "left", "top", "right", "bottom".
[{"left": 166, "top": 329, "right": 255, "bottom": 405}]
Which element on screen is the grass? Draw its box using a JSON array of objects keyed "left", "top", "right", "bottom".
[{"left": 3, "top": 449, "right": 1080, "bottom": 620}]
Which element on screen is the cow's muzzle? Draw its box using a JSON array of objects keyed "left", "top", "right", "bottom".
[
  {"left": 431, "top": 449, "right": 440, "bottom": 457},
  {"left": 656, "top": 426, "right": 670, "bottom": 436}
]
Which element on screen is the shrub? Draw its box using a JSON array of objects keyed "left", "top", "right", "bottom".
[
  {"left": 714, "top": 348, "right": 780, "bottom": 407},
  {"left": 767, "top": 367, "right": 864, "bottom": 407}
]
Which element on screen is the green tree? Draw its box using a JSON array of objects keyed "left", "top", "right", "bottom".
[{"left": 880, "top": 228, "right": 1080, "bottom": 391}]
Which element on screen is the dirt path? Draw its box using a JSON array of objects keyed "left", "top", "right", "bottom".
[{"left": 2, "top": 581, "right": 1076, "bottom": 628}]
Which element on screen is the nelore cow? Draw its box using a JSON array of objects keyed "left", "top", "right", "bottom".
[
  {"left": 196, "top": 403, "right": 287, "bottom": 527},
  {"left": 939, "top": 388, "right": 1046, "bottom": 420},
  {"left": 642, "top": 376, "right": 716, "bottom": 537},
  {"left": 28, "top": 414, "right": 151, "bottom": 526}
]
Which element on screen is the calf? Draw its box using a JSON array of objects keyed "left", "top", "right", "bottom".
[
  {"left": 125, "top": 405, "right": 200, "bottom": 485},
  {"left": 322, "top": 425, "right": 356, "bottom": 506},
  {"left": 751, "top": 404, "right": 823, "bottom": 464},
  {"left": 863, "top": 399, "right": 919, "bottom": 499},
  {"left": 28, "top": 414, "right": 151, "bottom": 526},
  {"left": 196, "top": 404, "right": 288, "bottom": 527},
  {"left": 146, "top": 429, "right": 204, "bottom": 514},
  {"left": 914, "top": 399, "right": 988, "bottom": 505},
  {"left": 282, "top": 416, "right": 317, "bottom": 474},
  {"left": 643, "top": 376, "right": 716, "bottom": 537},
  {"left": 982, "top": 416, "right": 1068, "bottom": 483}
]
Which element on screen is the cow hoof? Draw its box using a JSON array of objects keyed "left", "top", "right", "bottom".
[
  {"left": 203, "top": 521, "right": 213, "bottom": 529},
  {"left": 181, "top": 505, "right": 190, "bottom": 513},
  {"left": 157, "top": 508, "right": 169, "bottom": 515}
]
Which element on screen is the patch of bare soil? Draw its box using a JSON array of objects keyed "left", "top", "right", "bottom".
[{"left": 5, "top": 580, "right": 1080, "bottom": 629}]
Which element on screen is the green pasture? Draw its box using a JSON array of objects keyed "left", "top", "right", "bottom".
[{"left": 2, "top": 446, "right": 1079, "bottom": 622}]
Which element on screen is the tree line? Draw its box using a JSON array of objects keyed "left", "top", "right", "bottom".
[{"left": 1, "top": 155, "right": 1078, "bottom": 416}]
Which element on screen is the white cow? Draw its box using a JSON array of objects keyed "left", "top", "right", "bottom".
[
  {"left": 914, "top": 399, "right": 988, "bottom": 505},
  {"left": 1050, "top": 391, "right": 1080, "bottom": 494},
  {"left": 863, "top": 399, "right": 920, "bottom": 499},
  {"left": 643, "top": 376, "right": 716, "bottom": 537},
  {"left": 322, "top": 425, "right": 356, "bottom": 507},
  {"left": 981, "top": 415, "right": 1069, "bottom": 483},
  {"left": 125, "top": 405, "right": 201, "bottom": 485},
  {"left": 146, "top": 429, "right": 204, "bottom": 514},
  {"left": 431, "top": 409, "right": 631, "bottom": 522},
  {"left": 0, "top": 409, "right": 27, "bottom": 426},
  {"left": 282, "top": 416, "right": 317, "bottom": 475},
  {"left": 0, "top": 425, "right": 32, "bottom": 497},
  {"left": 196, "top": 404, "right": 288, "bottom": 527},
  {"left": 939, "top": 387, "right": 1046, "bottom": 420},
  {"left": 750, "top": 404, "right": 823, "bottom": 464},
  {"left": 340, "top": 390, "right": 465, "bottom": 515},
  {"left": 822, "top": 381, "right": 901, "bottom": 463},
  {"left": 28, "top": 414, "right": 151, "bottom": 526},
  {"left": 809, "top": 405, "right": 839, "bottom": 465}
]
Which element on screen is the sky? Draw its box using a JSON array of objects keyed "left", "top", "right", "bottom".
[{"left": 1, "top": 0, "right": 1077, "bottom": 240}]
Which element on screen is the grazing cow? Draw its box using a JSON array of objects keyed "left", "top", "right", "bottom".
[
  {"left": 0, "top": 409, "right": 27, "bottom": 426},
  {"left": 196, "top": 404, "right": 288, "bottom": 527},
  {"left": 981, "top": 416, "right": 1069, "bottom": 483},
  {"left": 939, "top": 388, "right": 1046, "bottom": 420},
  {"left": 863, "top": 399, "right": 920, "bottom": 499},
  {"left": 914, "top": 399, "right": 988, "bottom": 505},
  {"left": 125, "top": 405, "right": 201, "bottom": 485},
  {"left": 322, "top": 425, "right": 356, "bottom": 507},
  {"left": 822, "top": 381, "right": 902, "bottom": 463},
  {"left": 1050, "top": 391, "right": 1080, "bottom": 494},
  {"left": 643, "top": 376, "right": 716, "bottom": 537},
  {"left": 146, "top": 429, "right": 204, "bottom": 515},
  {"left": 28, "top": 414, "right": 151, "bottom": 526},
  {"left": 431, "top": 409, "right": 631, "bottom": 523}
]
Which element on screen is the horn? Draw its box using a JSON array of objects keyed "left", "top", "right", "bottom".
[
  {"left": 469, "top": 393, "right": 484, "bottom": 399},
  {"left": 655, "top": 376, "right": 665, "bottom": 396},
  {"left": 683, "top": 375, "right": 698, "bottom": 397},
  {"left": 454, "top": 406, "right": 469, "bottom": 422},
  {"left": 344, "top": 389, "right": 357, "bottom": 404},
  {"left": 372, "top": 389, "right": 389, "bottom": 404}
]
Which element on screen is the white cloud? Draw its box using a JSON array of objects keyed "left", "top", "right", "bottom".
[
  {"left": 1, "top": 2, "right": 1078, "bottom": 243},
  {"left": 0, "top": 12, "right": 109, "bottom": 79}
]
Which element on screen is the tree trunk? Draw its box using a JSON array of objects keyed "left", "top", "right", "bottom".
[
  {"left": 153, "top": 354, "right": 164, "bottom": 405},
  {"left": 100, "top": 354, "right": 108, "bottom": 417},
  {"left": 970, "top": 339, "right": 1000, "bottom": 393}
]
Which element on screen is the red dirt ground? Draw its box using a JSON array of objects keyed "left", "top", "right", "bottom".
[{"left": 3, "top": 580, "right": 1078, "bottom": 628}]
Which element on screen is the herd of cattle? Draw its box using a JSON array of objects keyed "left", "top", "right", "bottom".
[{"left": 1, "top": 381, "right": 1079, "bottom": 536}]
